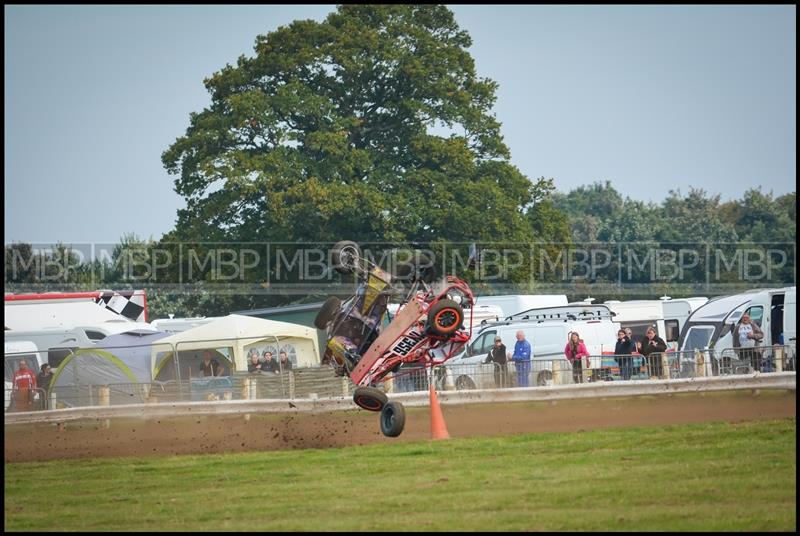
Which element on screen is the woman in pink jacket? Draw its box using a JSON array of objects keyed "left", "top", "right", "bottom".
[{"left": 564, "top": 332, "right": 590, "bottom": 384}]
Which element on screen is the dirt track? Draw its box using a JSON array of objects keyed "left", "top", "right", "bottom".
[{"left": 5, "top": 389, "right": 795, "bottom": 463}]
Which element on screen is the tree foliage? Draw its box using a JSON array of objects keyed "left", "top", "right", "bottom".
[{"left": 162, "top": 4, "right": 563, "bottom": 247}]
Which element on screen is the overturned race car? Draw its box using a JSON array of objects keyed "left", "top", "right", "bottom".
[{"left": 315, "top": 241, "right": 475, "bottom": 438}]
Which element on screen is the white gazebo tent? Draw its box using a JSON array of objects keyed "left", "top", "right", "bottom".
[{"left": 151, "top": 314, "right": 320, "bottom": 380}]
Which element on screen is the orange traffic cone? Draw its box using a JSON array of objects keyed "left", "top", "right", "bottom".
[{"left": 429, "top": 381, "right": 450, "bottom": 440}]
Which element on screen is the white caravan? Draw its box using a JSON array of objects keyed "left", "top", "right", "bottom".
[{"left": 679, "top": 286, "right": 796, "bottom": 354}]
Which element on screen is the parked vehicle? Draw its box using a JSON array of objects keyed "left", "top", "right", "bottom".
[
  {"left": 679, "top": 286, "right": 796, "bottom": 355},
  {"left": 475, "top": 294, "right": 568, "bottom": 318},
  {"left": 5, "top": 289, "right": 148, "bottom": 323},
  {"left": 442, "top": 304, "right": 620, "bottom": 389},
  {"left": 604, "top": 297, "right": 708, "bottom": 351}
]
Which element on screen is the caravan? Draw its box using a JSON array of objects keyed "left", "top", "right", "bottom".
[
  {"left": 604, "top": 297, "right": 709, "bottom": 351},
  {"left": 679, "top": 286, "right": 796, "bottom": 357}
]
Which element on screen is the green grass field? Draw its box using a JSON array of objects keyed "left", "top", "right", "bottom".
[{"left": 5, "top": 418, "right": 796, "bottom": 531}]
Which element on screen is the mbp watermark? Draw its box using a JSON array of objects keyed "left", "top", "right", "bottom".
[{"left": 4, "top": 241, "right": 795, "bottom": 295}]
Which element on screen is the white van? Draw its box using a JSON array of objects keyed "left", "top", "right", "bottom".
[
  {"left": 473, "top": 294, "right": 568, "bottom": 318},
  {"left": 442, "top": 309, "right": 620, "bottom": 389}
]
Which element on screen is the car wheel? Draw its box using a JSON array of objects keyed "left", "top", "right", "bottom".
[
  {"left": 379, "top": 401, "right": 406, "bottom": 437},
  {"left": 331, "top": 240, "right": 361, "bottom": 274},
  {"left": 455, "top": 375, "right": 476, "bottom": 390},
  {"left": 314, "top": 296, "right": 342, "bottom": 329},
  {"left": 427, "top": 299, "right": 464, "bottom": 337},
  {"left": 536, "top": 370, "right": 553, "bottom": 387},
  {"left": 353, "top": 386, "right": 388, "bottom": 412}
]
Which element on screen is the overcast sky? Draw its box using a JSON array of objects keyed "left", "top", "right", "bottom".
[{"left": 4, "top": 4, "right": 796, "bottom": 244}]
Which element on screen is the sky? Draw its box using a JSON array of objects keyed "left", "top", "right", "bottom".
[{"left": 4, "top": 4, "right": 796, "bottom": 244}]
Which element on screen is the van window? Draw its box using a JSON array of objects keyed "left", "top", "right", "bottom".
[
  {"left": 664, "top": 320, "right": 680, "bottom": 343},
  {"left": 468, "top": 331, "right": 496, "bottom": 357},
  {"left": 84, "top": 330, "right": 107, "bottom": 341}
]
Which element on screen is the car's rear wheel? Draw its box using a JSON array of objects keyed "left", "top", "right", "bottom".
[
  {"left": 379, "top": 401, "right": 406, "bottom": 437},
  {"left": 353, "top": 386, "right": 388, "bottom": 412},
  {"left": 331, "top": 241, "right": 361, "bottom": 274},
  {"left": 314, "top": 296, "right": 342, "bottom": 329},
  {"left": 427, "top": 299, "right": 464, "bottom": 337}
]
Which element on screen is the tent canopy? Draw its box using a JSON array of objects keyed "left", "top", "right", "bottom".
[{"left": 151, "top": 314, "right": 320, "bottom": 376}]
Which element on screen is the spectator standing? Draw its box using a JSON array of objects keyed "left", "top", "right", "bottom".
[
  {"left": 484, "top": 336, "right": 509, "bottom": 388},
  {"left": 278, "top": 351, "right": 293, "bottom": 373},
  {"left": 511, "top": 331, "right": 532, "bottom": 387},
  {"left": 12, "top": 360, "right": 37, "bottom": 412},
  {"left": 640, "top": 327, "right": 668, "bottom": 378},
  {"left": 199, "top": 350, "right": 223, "bottom": 377},
  {"left": 36, "top": 363, "right": 54, "bottom": 392},
  {"left": 564, "top": 332, "right": 590, "bottom": 384},
  {"left": 736, "top": 313, "right": 765, "bottom": 371},
  {"left": 614, "top": 329, "right": 635, "bottom": 380},
  {"left": 261, "top": 351, "right": 279, "bottom": 374}
]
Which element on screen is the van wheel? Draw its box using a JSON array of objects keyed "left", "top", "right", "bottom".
[
  {"left": 455, "top": 376, "right": 476, "bottom": 390},
  {"left": 536, "top": 370, "right": 553, "bottom": 387},
  {"left": 379, "top": 401, "right": 406, "bottom": 437}
]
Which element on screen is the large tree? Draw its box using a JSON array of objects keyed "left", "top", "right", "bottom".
[{"left": 162, "top": 4, "right": 564, "bottom": 249}]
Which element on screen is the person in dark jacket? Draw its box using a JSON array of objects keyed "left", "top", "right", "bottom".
[
  {"left": 639, "top": 327, "right": 668, "bottom": 378},
  {"left": 247, "top": 351, "right": 262, "bottom": 373},
  {"left": 484, "top": 336, "right": 509, "bottom": 388},
  {"left": 261, "top": 351, "right": 279, "bottom": 373},
  {"left": 614, "top": 329, "right": 635, "bottom": 380},
  {"left": 36, "top": 363, "right": 54, "bottom": 392}
]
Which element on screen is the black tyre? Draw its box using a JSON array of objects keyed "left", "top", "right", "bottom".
[
  {"left": 427, "top": 299, "right": 464, "bottom": 337},
  {"left": 314, "top": 296, "right": 342, "bottom": 329},
  {"left": 353, "top": 386, "right": 388, "bottom": 412},
  {"left": 536, "top": 370, "right": 553, "bottom": 387},
  {"left": 394, "top": 251, "right": 438, "bottom": 284},
  {"left": 455, "top": 375, "right": 476, "bottom": 390},
  {"left": 379, "top": 401, "right": 406, "bottom": 437},
  {"left": 331, "top": 240, "right": 361, "bottom": 274}
]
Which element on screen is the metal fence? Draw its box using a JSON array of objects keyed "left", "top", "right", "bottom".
[{"left": 4, "top": 341, "right": 796, "bottom": 411}]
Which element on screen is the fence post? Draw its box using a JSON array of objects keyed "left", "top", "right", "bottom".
[
  {"left": 773, "top": 346, "right": 783, "bottom": 372},
  {"left": 288, "top": 371, "right": 295, "bottom": 399},
  {"left": 49, "top": 391, "right": 57, "bottom": 410},
  {"left": 341, "top": 376, "right": 349, "bottom": 397},
  {"left": 98, "top": 386, "right": 110, "bottom": 429},
  {"left": 660, "top": 353, "right": 670, "bottom": 380},
  {"left": 551, "top": 360, "right": 560, "bottom": 386},
  {"left": 695, "top": 350, "right": 705, "bottom": 377}
]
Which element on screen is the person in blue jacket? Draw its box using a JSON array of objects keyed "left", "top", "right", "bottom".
[{"left": 512, "top": 330, "right": 532, "bottom": 387}]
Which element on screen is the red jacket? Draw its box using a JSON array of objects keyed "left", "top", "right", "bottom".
[
  {"left": 13, "top": 369, "right": 37, "bottom": 390},
  {"left": 564, "top": 341, "right": 589, "bottom": 363}
]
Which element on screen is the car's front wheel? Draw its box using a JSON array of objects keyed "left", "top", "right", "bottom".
[{"left": 353, "top": 386, "right": 388, "bottom": 412}]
